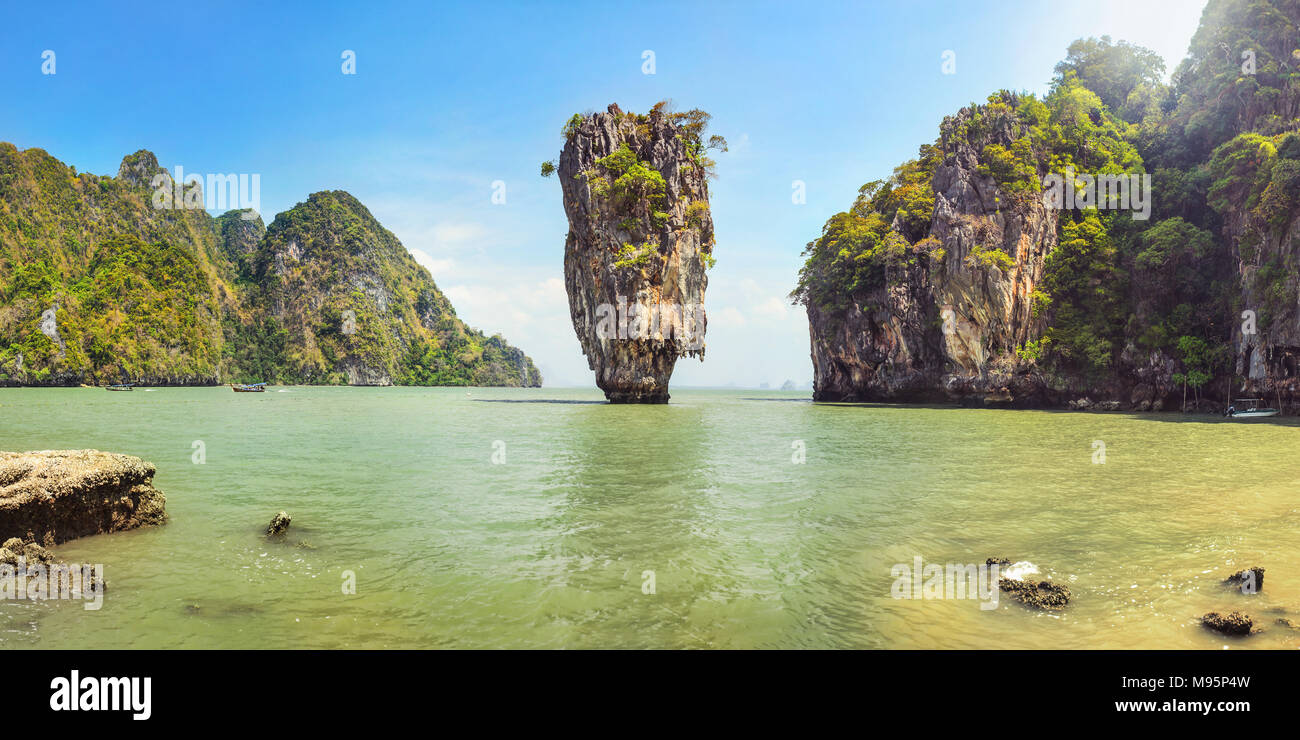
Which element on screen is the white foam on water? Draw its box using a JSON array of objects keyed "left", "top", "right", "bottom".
[{"left": 1001, "top": 561, "right": 1039, "bottom": 581}]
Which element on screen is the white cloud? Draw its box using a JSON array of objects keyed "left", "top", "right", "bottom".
[
  {"left": 409, "top": 248, "right": 453, "bottom": 279},
  {"left": 712, "top": 306, "right": 747, "bottom": 328},
  {"left": 432, "top": 222, "right": 488, "bottom": 248},
  {"left": 752, "top": 296, "right": 789, "bottom": 321}
]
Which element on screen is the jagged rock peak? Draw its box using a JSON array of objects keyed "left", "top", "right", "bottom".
[{"left": 117, "top": 149, "right": 164, "bottom": 187}]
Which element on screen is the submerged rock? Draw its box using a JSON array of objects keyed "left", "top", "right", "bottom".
[
  {"left": 556, "top": 103, "right": 718, "bottom": 403},
  {"left": 1202, "top": 611, "right": 1253, "bottom": 635},
  {"left": 0, "top": 450, "right": 166, "bottom": 544},
  {"left": 266, "top": 511, "right": 292, "bottom": 536},
  {"left": 1223, "top": 567, "right": 1264, "bottom": 594}
]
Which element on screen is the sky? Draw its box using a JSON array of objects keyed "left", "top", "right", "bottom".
[{"left": 0, "top": 0, "right": 1209, "bottom": 387}]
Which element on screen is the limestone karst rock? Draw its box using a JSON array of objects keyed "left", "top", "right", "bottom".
[
  {"left": 557, "top": 103, "right": 717, "bottom": 402},
  {"left": 801, "top": 95, "right": 1058, "bottom": 405},
  {"left": 794, "top": 1, "right": 1300, "bottom": 412},
  {"left": 0, "top": 145, "right": 540, "bottom": 387}
]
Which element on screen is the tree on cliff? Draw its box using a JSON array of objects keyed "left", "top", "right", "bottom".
[{"left": 1053, "top": 35, "right": 1166, "bottom": 119}]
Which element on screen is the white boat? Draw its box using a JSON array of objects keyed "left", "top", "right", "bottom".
[{"left": 1226, "top": 399, "right": 1279, "bottom": 418}]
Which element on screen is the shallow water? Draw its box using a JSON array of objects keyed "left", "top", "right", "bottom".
[{"left": 1, "top": 386, "right": 1297, "bottom": 649}]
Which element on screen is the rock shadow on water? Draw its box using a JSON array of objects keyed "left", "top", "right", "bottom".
[
  {"left": 472, "top": 399, "right": 607, "bottom": 405},
  {"left": 181, "top": 600, "right": 267, "bottom": 619},
  {"left": 538, "top": 401, "right": 724, "bottom": 641}
]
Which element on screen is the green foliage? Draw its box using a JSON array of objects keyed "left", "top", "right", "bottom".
[
  {"left": 1053, "top": 35, "right": 1166, "bottom": 116},
  {"left": 613, "top": 241, "right": 655, "bottom": 269},
  {"left": 1207, "top": 132, "right": 1276, "bottom": 213},
  {"left": 1041, "top": 212, "right": 1127, "bottom": 375},
  {"left": 656, "top": 101, "right": 728, "bottom": 178},
  {"left": 539, "top": 160, "right": 556, "bottom": 177},
  {"left": 966, "top": 245, "right": 1016, "bottom": 272},
  {"left": 792, "top": 209, "right": 896, "bottom": 312},
  {"left": 686, "top": 200, "right": 710, "bottom": 230},
  {"left": 790, "top": 141, "right": 942, "bottom": 311},
  {"left": 1172, "top": 335, "right": 1226, "bottom": 402},
  {"left": 979, "top": 139, "right": 1039, "bottom": 195},
  {"left": 1030, "top": 289, "right": 1052, "bottom": 318},
  {"left": 562, "top": 114, "right": 584, "bottom": 139},
  {"left": 1167, "top": 0, "right": 1300, "bottom": 162},
  {"left": 4, "top": 259, "right": 60, "bottom": 302},
  {"left": 1254, "top": 157, "right": 1300, "bottom": 234},
  {"left": 587, "top": 143, "right": 667, "bottom": 213},
  {"left": 1016, "top": 337, "right": 1051, "bottom": 362}
]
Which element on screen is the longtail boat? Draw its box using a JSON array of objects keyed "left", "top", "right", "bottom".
[
  {"left": 232, "top": 382, "right": 267, "bottom": 393},
  {"left": 105, "top": 383, "right": 134, "bottom": 391},
  {"left": 1226, "top": 398, "right": 1279, "bottom": 418}
]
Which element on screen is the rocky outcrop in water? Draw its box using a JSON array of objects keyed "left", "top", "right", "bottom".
[
  {"left": 794, "top": 1, "right": 1300, "bottom": 412},
  {"left": 0, "top": 450, "right": 167, "bottom": 545},
  {"left": 266, "top": 511, "right": 291, "bottom": 536},
  {"left": 557, "top": 104, "right": 717, "bottom": 402},
  {"left": 1202, "top": 611, "right": 1253, "bottom": 635},
  {"left": 999, "top": 577, "right": 1071, "bottom": 610},
  {"left": 1224, "top": 567, "right": 1264, "bottom": 594},
  {"left": 803, "top": 97, "right": 1059, "bottom": 405},
  {"left": 986, "top": 557, "right": 1071, "bottom": 609}
]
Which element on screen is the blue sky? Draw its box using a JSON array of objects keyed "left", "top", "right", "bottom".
[{"left": 1, "top": 0, "right": 1208, "bottom": 387}]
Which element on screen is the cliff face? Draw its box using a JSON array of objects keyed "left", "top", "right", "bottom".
[
  {"left": 558, "top": 104, "right": 714, "bottom": 402},
  {"left": 1227, "top": 150, "right": 1300, "bottom": 402},
  {"left": 807, "top": 98, "right": 1058, "bottom": 405},
  {"left": 0, "top": 145, "right": 541, "bottom": 387},
  {"left": 1183, "top": 1, "right": 1300, "bottom": 406}
]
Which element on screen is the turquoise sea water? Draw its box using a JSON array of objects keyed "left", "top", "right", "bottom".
[{"left": 1, "top": 386, "right": 1297, "bottom": 648}]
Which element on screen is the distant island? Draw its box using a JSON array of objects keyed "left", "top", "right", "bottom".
[{"left": 0, "top": 148, "right": 540, "bottom": 387}]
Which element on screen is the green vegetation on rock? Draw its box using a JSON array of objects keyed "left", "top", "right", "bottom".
[
  {"left": 794, "top": 0, "right": 1300, "bottom": 394},
  {"left": 0, "top": 145, "right": 541, "bottom": 387}
]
